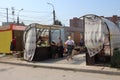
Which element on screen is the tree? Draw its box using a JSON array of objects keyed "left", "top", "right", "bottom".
[{"left": 54, "top": 20, "right": 62, "bottom": 26}]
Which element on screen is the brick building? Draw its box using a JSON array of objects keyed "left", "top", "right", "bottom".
[
  {"left": 105, "top": 15, "right": 120, "bottom": 27},
  {"left": 64, "top": 17, "right": 84, "bottom": 45},
  {"left": 70, "top": 17, "right": 83, "bottom": 28},
  {"left": 69, "top": 17, "right": 84, "bottom": 45}
]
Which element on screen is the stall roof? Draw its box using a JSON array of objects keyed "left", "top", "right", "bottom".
[
  {"left": 82, "top": 14, "right": 120, "bottom": 35},
  {"left": 0, "top": 24, "right": 26, "bottom": 31},
  {"left": 30, "top": 23, "right": 63, "bottom": 30}
]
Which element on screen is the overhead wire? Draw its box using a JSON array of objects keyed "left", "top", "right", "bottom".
[
  {"left": 0, "top": 12, "right": 53, "bottom": 25},
  {"left": 0, "top": 7, "right": 50, "bottom": 13},
  {"left": 0, "top": 10, "right": 53, "bottom": 24},
  {"left": 0, "top": 7, "right": 60, "bottom": 25}
]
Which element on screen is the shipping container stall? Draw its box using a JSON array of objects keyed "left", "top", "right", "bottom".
[
  {"left": 23, "top": 23, "right": 64, "bottom": 61},
  {"left": 81, "top": 14, "right": 120, "bottom": 65},
  {"left": 0, "top": 24, "right": 26, "bottom": 54}
]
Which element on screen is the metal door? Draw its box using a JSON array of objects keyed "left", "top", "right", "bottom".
[{"left": 23, "top": 25, "right": 36, "bottom": 61}]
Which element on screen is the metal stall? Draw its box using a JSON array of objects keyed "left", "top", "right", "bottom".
[
  {"left": 23, "top": 23, "right": 64, "bottom": 61},
  {"left": 0, "top": 24, "right": 26, "bottom": 54},
  {"left": 82, "top": 14, "right": 120, "bottom": 65}
]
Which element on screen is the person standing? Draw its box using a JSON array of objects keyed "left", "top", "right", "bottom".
[
  {"left": 57, "top": 37, "right": 64, "bottom": 58},
  {"left": 65, "top": 36, "right": 75, "bottom": 60},
  {"left": 10, "top": 37, "right": 16, "bottom": 54},
  {"left": 50, "top": 41, "right": 58, "bottom": 59}
]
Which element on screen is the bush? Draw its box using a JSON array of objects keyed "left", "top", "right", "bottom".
[{"left": 111, "top": 48, "right": 120, "bottom": 68}]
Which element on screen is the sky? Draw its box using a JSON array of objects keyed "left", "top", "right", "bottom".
[{"left": 0, "top": 0, "right": 120, "bottom": 26}]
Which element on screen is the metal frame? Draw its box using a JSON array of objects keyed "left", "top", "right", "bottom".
[
  {"left": 80, "top": 14, "right": 111, "bottom": 56},
  {"left": 30, "top": 23, "right": 63, "bottom": 45}
]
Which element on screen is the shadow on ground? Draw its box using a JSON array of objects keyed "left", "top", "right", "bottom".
[{"left": 33, "top": 53, "right": 86, "bottom": 65}]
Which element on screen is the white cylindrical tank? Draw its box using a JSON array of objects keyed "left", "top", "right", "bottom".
[{"left": 84, "top": 14, "right": 120, "bottom": 57}]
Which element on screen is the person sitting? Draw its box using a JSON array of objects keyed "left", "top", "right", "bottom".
[
  {"left": 37, "top": 36, "right": 46, "bottom": 47},
  {"left": 50, "top": 41, "right": 58, "bottom": 59}
]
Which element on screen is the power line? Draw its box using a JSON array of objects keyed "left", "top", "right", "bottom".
[
  {"left": 0, "top": 10, "right": 52, "bottom": 19},
  {"left": 0, "top": 7, "right": 52, "bottom": 22},
  {"left": 0, "top": 13, "right": 53, "bottom": 24},
  {"left": 0, "top": 7, "right": 50, "bottom": 13},
  {"left": 19, "top": 13, "right": 52, "bottom": 19},
  {"left": 0, "top": 7, "right": 54, "bottom": 25},
  {"left": 0, "top": 11, "right": 52, "bottom": 21},
  {"left": 21, "top": 10, "right": 50, "bottom": 13},
  {"left": 20, "top": 17, "right": 53, "bottom": 22},
  {"left": 0, "top": 8, "right": 9, "bottom": 22}
]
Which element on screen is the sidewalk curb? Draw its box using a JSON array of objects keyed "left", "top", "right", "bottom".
[{"left": 0, "top": 61, "right": 120, "bottom": 75}]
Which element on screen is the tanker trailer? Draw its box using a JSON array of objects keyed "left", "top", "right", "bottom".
[{"left": 83, "top": 14, "right": 120, "bottom": 64}]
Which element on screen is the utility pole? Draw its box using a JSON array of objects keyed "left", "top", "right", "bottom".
[
  {"left": 6, "top": 8, "right": 8, "bottom": 23},
  {"left": 47, "top": 2, "right": 56, "bottom": 25},
  {"left": 53, "top": 9, "right": 55, "bottom": 25},
  {"left": 47, "top": 3, "right": 56, "bottom": 44},
  {"left": 0, "top": 8, "right": 9, "bottom": 23},
  {"left": 17, "top": 8, "right": 23, "bottom": 25},
  {"left": 11, "top": 7, "right": 15, "bottom": 23}
]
